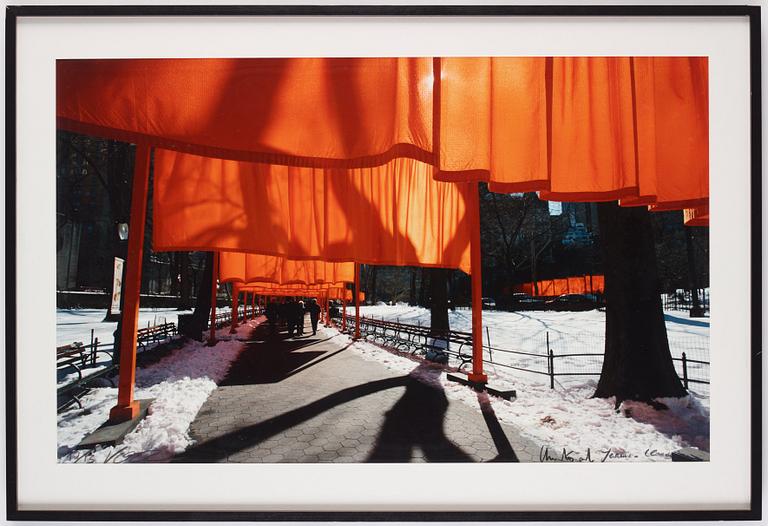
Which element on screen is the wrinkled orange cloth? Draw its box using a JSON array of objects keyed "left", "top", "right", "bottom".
[
  {"left": 154, "top": 149, "right": 472, "bottom": 272},
  {"left": 58, "top": 56, "right": 708, "bottom": 221},
  {"left": 514, "top": 275, "right": 605, "bottom": 296},
  {"left": 237, "top": 281, "right": 361, "bottom": 301},
  {"left": 219, "top": 252, "right": 354, "bottom": 285},
  {"left": 437, "top": 57, "right": 708, "bottom": 209},
  {"left": 57, "top": 58, "right": 434, "bottom": 167}
]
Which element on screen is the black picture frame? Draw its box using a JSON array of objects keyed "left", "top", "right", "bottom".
[{"left": 5, "top": 4, "right": 762, "bottom": 521}]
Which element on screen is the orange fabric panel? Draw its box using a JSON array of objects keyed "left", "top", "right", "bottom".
[
  {"left": 153, "top": 149, "right": 471, "bottom": 272},
  {"left": 438, "top": 57, "right": 707, "bottom": 208},
  {"left": 621, "top": 57, "right": 709, "bottom": 209},
  {"left": 566, "top": 276, "right": 589, "bottom": 294},
  {"left": 238, "top": 280, "right": 357, "bottom": 300},
  {"left": 57, "top": 58, "right": 434, "bottom": 167},
  {"left": 540, "top": 57, "right": 637, "bottom": 202},
  {"left": 239, "top": 281, "right": 343, "bottom": 294},
  {"left": 516, "top": 275, "right": 605, "bottom": 296},
  {"left": 435, "top": 58, "right": 549, "bottom": 190},
  {"left": 219, "top": 252, "right": 354, "bottom": 285},
  {"left": 514, "top": 283, "right": 534, "bottom": 295},
  {"left": 57, "top": 57, "right": 707, "bottom": 212}
]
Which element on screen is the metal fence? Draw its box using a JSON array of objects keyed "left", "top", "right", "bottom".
[
  {"left": 536, "top": 330, "right": 710, "bottom": 391},
  {"left": 663, "top": 289, "right": 710, "bottom": 313},
  {"left": 206, "top": 305, "right": 261, "bottom": 329},
  {"left": 457, "top": 291, "right": 710, "bottom": 314},
  {"left": 57, "top": 321, "right": 184, "bottom": 412},
  {"left": 340, "top": 314, "right": 709, "bottom": 393}
]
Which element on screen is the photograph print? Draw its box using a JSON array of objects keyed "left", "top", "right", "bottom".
[{"left": 55, "top": 56, "right": 710, "bottom": 465}]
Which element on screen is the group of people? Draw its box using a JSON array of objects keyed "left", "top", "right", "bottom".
[{"left": 264, "top": 298, "right": 323, "bottom": 337}]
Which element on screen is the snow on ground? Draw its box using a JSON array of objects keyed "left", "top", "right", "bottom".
[
  {"left": 57, "top": 318, "right": 260, "bottom": 463},
  {"left": 55, "top": 305, "right": 709, "bottom": 462},
  {"left": 57, "top": 363, "right": 110, "bottom": 389},
  {"left": 56, "top": 307, "right": 197, "bottom": 346},
  {"left": 322, "top": 323, "right": 710, "bottom": 461},
  {"left": 349, "top": 305, "right": 710, "bottom": 401}
]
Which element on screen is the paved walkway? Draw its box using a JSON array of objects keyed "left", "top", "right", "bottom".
[{"left": 173, "top": 318, "right": 540, "bottom": 463}]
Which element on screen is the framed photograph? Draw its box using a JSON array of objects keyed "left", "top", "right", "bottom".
[{"left": 6, "top": 3, "right": 761, "bottom": 521}]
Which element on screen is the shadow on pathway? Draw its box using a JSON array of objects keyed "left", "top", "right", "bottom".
[
  {"left": 222, "top": 318, "right": 338, "bottom": 385},
  {"left": 174, "top": 326, "right": 529, "bottom": 463}
]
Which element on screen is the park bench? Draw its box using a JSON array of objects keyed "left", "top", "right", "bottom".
[
  {"left": 136, "top": 322, "right": 178, "bottom": 351},
  {"left": 57, "top": 342, "right": 94, "bottom": 370},
  {"left": 58, "top": 321, "right": 182, "bottom": 412},
  {"left": 57, "top": 339, "right": 117, "bottom": 412},
  {"left": 349, "top": 315, "right": 474, "bottom": 368}
]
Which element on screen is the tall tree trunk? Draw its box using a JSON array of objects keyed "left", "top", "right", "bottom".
[
  {"left": 409, "top": 268, "right": 417, "bottom": 305},
  {"left": 369, "top": 266, "right": 378, "bottom": 304},
  {"left": 685, "top": 227, "right": 704, "bottom": 317},
  {"left": 170, "top": 253, "right": 179, "bottom": 297},
  {"left": 179, "top": 251, "right": 191, "bottom": 310},
  {"left": 180, "top": 251, "right": 213, "bottom": 340},
  {"left": 530, "top": 238, "right": 539, "bottom": 296},
  {"left": 429, "top": 268, "right": 450, "bottom": 335},
  {"left": 418, "top": 268, "right": 429, "bottom": 307},
  {"left": 593, "top": 203, "right": 686, "bottom": 403}
]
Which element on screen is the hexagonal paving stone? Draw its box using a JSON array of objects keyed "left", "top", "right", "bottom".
[{"left": 303, "top": 445, "right": 324, "bottom": 456}]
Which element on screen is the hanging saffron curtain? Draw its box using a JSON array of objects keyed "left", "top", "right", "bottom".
[
  {"left": 153, "top": 149, "right": 472, "bottom": 272},
  {"left": 57, "top": 56, "right": 708, "bottom": 221},
  {"left": 56, "top": 58, "right": 434, "bottom": 167},
  {"left": 435, "top": 57, "right": 708, "bottom": 210},
  {"left": 514, "top": 275, "right": 605, "bottom": 296},
  {"left": 219, "top": 252, "right": 355, "bottom": 285},
  {"left": 238, "top": 281, "right": 362, "bottom": 301}
]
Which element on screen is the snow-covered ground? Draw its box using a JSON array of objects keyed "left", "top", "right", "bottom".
[
  {"left": 55, "top": 306, "right": 709, "bottom": 463},
  {"left": 348, "top": 304, "right": 710, "bottom": 399},
  {"left": 57, "top": 308, "right": 195, "bottom": 346},
  {"left": 323, "top": 323, "right": 710, "bottom": 460},
  {"left": 57, "top": 318, "right": 259, "bottom": 463}
]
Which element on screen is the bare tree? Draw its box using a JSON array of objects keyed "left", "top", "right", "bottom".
[{"left": 594, "top": 202, "right": 686, "bottom": 405}]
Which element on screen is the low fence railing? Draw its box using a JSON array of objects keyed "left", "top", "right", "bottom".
[
  {"left": 662, "top": 289, "right": 710, "bottom": 313},
  {"left": 57, "top": 321, "right": 182, "bottom": 412},
  {"left": 208, "top": 306, "right": 262, "bottom": 329},
  {"left": 338, "top": 314, "right": 710, "bottom": 392}
]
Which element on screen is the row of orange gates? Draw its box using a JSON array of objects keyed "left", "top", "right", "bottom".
[
  {"left": 55, "top": 57, "right": 709, "bottom": 424},
  {"left": 513, "top": 275, "right": 605, "bottom": 297}
]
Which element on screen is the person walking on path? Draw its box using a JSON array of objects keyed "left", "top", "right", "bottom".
[
  {"left": 265, "top": 301, "right": 278, "bottom": 336},
  {"left": 307, "top": 298, "right": 321, "bottom": 335},
  {"left": 297, "top": 300, "right": 306, "bottom": 335},
  {"left": 285, "top": 299, "right": 293, "bottom": 337}
]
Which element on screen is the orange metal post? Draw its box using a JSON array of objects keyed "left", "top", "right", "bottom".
[
  {"left": 342, "top": 297, "right": 347, "bottom": 332},
  {"left": 467, "top": 182, "right": 487, "bottom": 384},
  {"left": 230, "top": 285, "right": 239, "bottom": 334},
  {"left": 354, "top": 263, "right": 361, "bottom": 340},
  {"left": 208, "top": 252, "right": 219, "bottom": 345},
  {"left": 108, "top": 143, "right": 151, "bottom": 423},
  {"left": 251, "top": 292, "right": 256, "bottom": 319}
]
